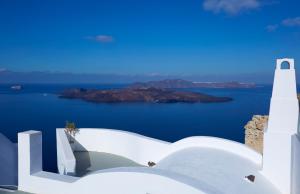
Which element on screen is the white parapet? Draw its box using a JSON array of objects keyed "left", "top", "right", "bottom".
[
  {"left": 17, "top": 130, "right": 211, "bottom": 194},
  {"left": 57, "top": 128, "right": 261, "bottom": 167},
  {"left": 262, "top": 58, "right": 300, "bottom": 194},
  {"left": 18, "top": 128, "right": 261, "bottom": 194},
  {"left": 18, "top": 130, "right": 43, "bottom": 191},
  {"left": 56, "top": 129, "right": 76, "bottom": 175}
]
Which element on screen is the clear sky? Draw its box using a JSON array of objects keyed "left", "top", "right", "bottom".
[{"left": 0, "top": 0, "right": 300, "bottom": 77}]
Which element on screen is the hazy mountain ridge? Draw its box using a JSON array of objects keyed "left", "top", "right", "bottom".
[
  {"left": 0, "top": 70, "right": 273, "bottom": 84},
  {"left": 130, "top": 79, "right": 256, "bottom": 89}
]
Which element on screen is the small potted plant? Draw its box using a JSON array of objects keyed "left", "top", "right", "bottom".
[{"left": 65, "top": 121, "right": 78, "bottom": 145}]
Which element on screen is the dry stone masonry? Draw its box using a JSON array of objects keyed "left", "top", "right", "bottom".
[{"left": 244, "top": 115, "right": 268, "bottom": 154}]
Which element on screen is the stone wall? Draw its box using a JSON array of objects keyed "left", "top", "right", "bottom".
[{"left": 244, "top": 115, "right": 268, "bottom": 154}]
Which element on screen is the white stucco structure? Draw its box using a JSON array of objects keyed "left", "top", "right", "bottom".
[
  {"left": 262, "top": 58, "right": 300, "bottom": 194},
  {"left": 56, "top": 128, "right": 262, "bottom": 175},
  {"left": 15, "top": 58, "right": 300, "bottom": 194},
  {"left": 56, "top": 129, "right": 76, "bottom": 176}
]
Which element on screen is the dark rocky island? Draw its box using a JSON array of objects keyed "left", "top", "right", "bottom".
[
  {"left": 130, "top": 79, "right": 256, "bottom": 89},
  {"left": 60, "top": 87, "right": 232, "bottom": 103}
]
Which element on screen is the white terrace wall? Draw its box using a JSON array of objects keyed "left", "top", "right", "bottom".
[
  {"left": 20, "top": 129, "right": 260, "bottom": 194},
  {"left": 22, "top": 168, "right": 213, "bottom": 194},
  {"left": 19, "top": 130, "right": 214, "bottom": 194},
  {"left": 56, "top": 129, "right": 76, "bottom": 175},
  {"left": 66, "top": 128, "right": 171, "bottom": 165},
  {"left": 57, "top": 128, "right": 262, "bottom": 170},
  {"left": 18, "top": 131, "right": 43, "bottom": 191}
]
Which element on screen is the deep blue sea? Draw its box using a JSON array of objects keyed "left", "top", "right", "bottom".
[{"left": 0, "top": 84, "right": 273, "bottom": 172}]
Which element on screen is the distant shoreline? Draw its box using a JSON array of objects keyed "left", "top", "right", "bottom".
[{"left": 129, "top": 79, "right": 256, "bottom": 89}]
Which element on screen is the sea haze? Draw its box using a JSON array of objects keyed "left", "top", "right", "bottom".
[{"left": 0, "top": 84, "right": 272, "bottom": 172}]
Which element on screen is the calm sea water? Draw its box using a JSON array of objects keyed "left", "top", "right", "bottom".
[{"left": 0, "top": 84, "right": 273, "bottom": 172}]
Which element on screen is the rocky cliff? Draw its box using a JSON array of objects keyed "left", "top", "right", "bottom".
[{"left": 60, "top": 87, "right": 233, "bottom": 103}]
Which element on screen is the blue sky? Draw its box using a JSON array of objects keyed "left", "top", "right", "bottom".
[{"left": 0, "top": 0, "right": 300, "bottom": 77}]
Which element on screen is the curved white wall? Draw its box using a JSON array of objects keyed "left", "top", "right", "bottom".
[
  {"left": 58, "top": 128, "right": 262, "bottom": 168},
  {"left": 168, "top": 136, "right": 262, "bottom": 165},
  {"left": 20, "top": 131, "right": 217, "bottom": 194},
  {"left": 69, "top": 128, "right": 170, "bottom": 165},
  {"left": 19, "top": 127, "right": 263, "bottom": 194},
  {"left": 20, "top": 129, "right": 263, "bottom": 194},
  {"left": 23, "top": 168, "right": 214, "bottom": 194},
  {"left": 72, "top": 168, "right": 218, "bottom": 194}
]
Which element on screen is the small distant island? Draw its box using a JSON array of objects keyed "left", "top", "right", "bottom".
[
  {"left": 130, "top": 79, "right": 256, "bottom": 89},
  {"left": 60, "top": 87, "right": 233, "bottom": 103},
  {"left": 59, "top": 79, "right": 248, "bottom": 103},
  {"left": 10, "top": 85, "right": 22, "bottom": 90}
]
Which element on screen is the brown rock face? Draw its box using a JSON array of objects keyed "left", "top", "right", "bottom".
[
  {"left": 60, "top": 87, "right": 233, "bottom": 103},
  {"left": 244, "top": 115, "right": 268, "bottom": 154}
]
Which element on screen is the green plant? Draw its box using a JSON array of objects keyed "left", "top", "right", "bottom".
[{"left": 65, "top": 121, "right": 78, "bottom": 143}]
